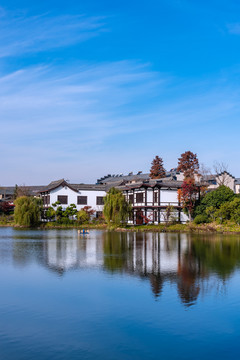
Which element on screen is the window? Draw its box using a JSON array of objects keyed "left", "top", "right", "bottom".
[
  {"left": 77, "top": 196, "right": 87, "bottom": 205},
  {"left": 43, "top": 195, "right": 50, "bottom": 205},
  {"left": 154, "top": 211, "right": 158, "bottom": 222},
  {"left": 96, "top": 196, "right": 104, "bottom": 205},
  {"left": 57, "top": 195, "right": 68, "bottom": 204},
  {"left": 154, "top": 192, "right": 158, "bottom": 203},
  {"left": 136, "top": 192, "right": 143, "bottom": 203},
  {"left": 129, "top": 194, "right": 134, "bottom": 204}
]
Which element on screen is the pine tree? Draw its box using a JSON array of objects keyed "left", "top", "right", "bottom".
[
  {"left": 149, "top": 156, "right": 166, "bottom": 179},
  {"left": 177, "top": 151, "right": 199, "bottom": 179}
]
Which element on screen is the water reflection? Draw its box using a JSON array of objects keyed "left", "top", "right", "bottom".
[{"left": 3, "top": 229, "right": 240, "bottom": 306}]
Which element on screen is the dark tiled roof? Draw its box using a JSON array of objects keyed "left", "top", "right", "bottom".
[
  {"left": 40, "top": 179, "right": 107, "bottom": 193},
  {"left": 97, "top": 170, "right": 183, "bottom": 184},
  {"left": 118, "top": 180, "right": 183, "bottom": 191},
  {"left": 0, "top": 186, "right": 45, "bottom": 196},
  {"left": 98, "top": 173, "right": 150, "bottom": 184},
  {"left": 71, "top": 184, "right": 106, "bottom": 191},
  {"left": 40, "top": 179, "right": 66, "bottom": 192}
]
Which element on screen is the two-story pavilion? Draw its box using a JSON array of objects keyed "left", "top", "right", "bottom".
[{"left": 118, "top": 179, "right": 189, "bottom": 224}]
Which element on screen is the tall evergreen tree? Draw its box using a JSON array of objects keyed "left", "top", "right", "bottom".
[
  {"left": 149, "top": 156, "right": 166, "bottom": 179},
  {"left": 177, "top": 151, "right": 199, "bottom": 179}
]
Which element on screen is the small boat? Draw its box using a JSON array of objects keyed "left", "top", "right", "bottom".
[{"left": 78, "top": 229, "right": 89, "bottom": 235}]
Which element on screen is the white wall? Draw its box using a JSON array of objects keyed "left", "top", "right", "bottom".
[
  {"left": 147, "top": 189, "right": 153, "bottom": 203},
  {"left": 236, "top": 184, "right": 240, "bottom": 194},
  {"left": 160, "top": 189, "right": 178, "bottom": 205},
  {"left": 216, "top": 173, "right": 235, "bottom": 192},
  {"left": 49, "top": 185, "right": 106, "bottom": 212},
  {"left": 180, "top": 212, "right": 189, "bottom": 223}
]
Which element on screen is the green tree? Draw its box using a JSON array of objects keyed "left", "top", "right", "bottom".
[
  {"left": 103, "top": 187, "right": 132, "bottom": 226},
  {"left": 215, "top": 197, "right": 240, "bottom": 224},
  {"left": 13, "top": 184, "right": 19, "bottom": 200},
  {"left": 205, "top": 206, "right": 216, "bottom": 222},
  {"left": 45, "top": 206, "right": 55, "bottom": 221},
  {"left": 64, "top": 204, "right": 77, "bottom": 220},
  {"left": 232, "top": 208, "right": 240, "bottom": 225},
  {"left": 195, "top": 185, "right": 235, "bottom": 217},
  {"left": 14, "top": 196, "right": 42, "bottom": 227},
  {"left": 55, "top": 206, "right": 63, "bottom": 221},
  {"left": 52, "top": 201, "right": 63, "bottom": 221},
  {"left": 77, "top": 206, "right": 95, "bottom": 224},
  {"left": 214, "top": 203, "right": 232, "bottom": 223},
  {"left": 77, "top": 209, "right": 90, "bottom": 224}
]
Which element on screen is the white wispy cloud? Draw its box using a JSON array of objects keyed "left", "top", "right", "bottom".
[
  {"left": 1, "top": 6, "right": 240, "bottom": 184},
  {"left": 0, "top": 10, "right": 106, "bottom": 57},
  {"left": 1, "top": 59, "right": 240, "bottom": 185},
  {"left": 0, "top": 61, "right": 164, "bottom": 138}
]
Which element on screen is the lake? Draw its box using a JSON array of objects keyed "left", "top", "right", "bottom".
[{"left": 0, "top": 227, "right": 240, "bottom": 360}]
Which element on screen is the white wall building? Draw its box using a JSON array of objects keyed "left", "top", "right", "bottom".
[
  {"left": 40, "top": 179, "right": 106, "bottom": 217},
  {"left": 119, "top": 180, "right": 190, "bottom": 224},
  {"left": 39, "top": 178, "right": 190, "bottom": 224}
]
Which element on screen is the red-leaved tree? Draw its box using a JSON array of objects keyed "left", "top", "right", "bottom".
[
  {"left": 177, "top": 151, "right": 199, "bottom": 179},
  {"left": 150, "top": 156, "right": 166, "bottom": 179},
  {"left": 178, "top": 178, "right": 198, "bottom": 221}
]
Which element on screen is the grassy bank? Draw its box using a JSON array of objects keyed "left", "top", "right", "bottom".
[
  {"left": 0, "top": 215, "right": 14, "bottom": 227},
  {"left": 45, "top": 222, "right": 240, "bottom": 234},
  {"left": 2, "top": 220, "right": 240, "bottom": 234},
  {"left": 127, "top": 223, "right": 240, "bottom": 234},
  {"left": 40, "top": 222, "right": 108, "bottom": 230}
]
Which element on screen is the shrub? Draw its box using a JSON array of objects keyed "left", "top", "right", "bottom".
[
  {"left": 45, "top": 206, "right": 55, "bottom": 221},
  {"left": 194, "top": 214, "right": 209, "bottom": 224},
  {"left": 77, "top": 210, "right": 90, "bottom": 224},
  {"left": 195, "top": 185, "right": 235, "bottom": 216},
  {"left": 59, "top": 217, "right": 72, "bottom": 225},
  {"left": 205, "top": 206, "right": 216, "bottom": 222},
  {"left": 232, "top": 208, "right": 240, "bottom": 225}
]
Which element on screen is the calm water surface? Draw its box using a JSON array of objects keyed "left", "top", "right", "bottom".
[{"left": 0, "top": 228, "right": 240, "bottom": 359}]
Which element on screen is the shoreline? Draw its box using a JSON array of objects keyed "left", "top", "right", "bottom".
[{"left": 1, "top": 222, "right": 240, "bottom": 234}]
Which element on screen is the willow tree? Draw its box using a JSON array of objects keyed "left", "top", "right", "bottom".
[
  {"left": 14, "top": 196, "right": 42, "bottom": 227},
  {"left": 103, "top": 188, "right": 132, "bottom": 226}
]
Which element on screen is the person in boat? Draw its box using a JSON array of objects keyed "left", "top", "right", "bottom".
[{"left": 80, "top": 229, "right": 89, "bottom": 234}]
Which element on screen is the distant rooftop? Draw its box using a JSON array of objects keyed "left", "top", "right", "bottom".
[{"left": 96, "top": 169, "right": 181, "bottom": 184}]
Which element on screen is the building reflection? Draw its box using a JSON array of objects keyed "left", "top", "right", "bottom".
[{"left": 9, "top": 230, "right": 240, "bottom": 306}]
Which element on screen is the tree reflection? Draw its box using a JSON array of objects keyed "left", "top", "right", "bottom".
[
  {"left": 5, "top": 229, "right": 240, "bottom": 306},
  {"left": 149, "top": 274, "right": 163, "bottom": 298},
  {"left": 103, "top": 232, "right": 131, "bottom": 273},
  {"left": 190, "top": 234, "right": 240, "bottom": 279}
]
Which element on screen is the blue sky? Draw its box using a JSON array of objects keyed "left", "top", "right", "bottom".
[{"left": 1, "top": 0, "right": 240, "bottom": 185}]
